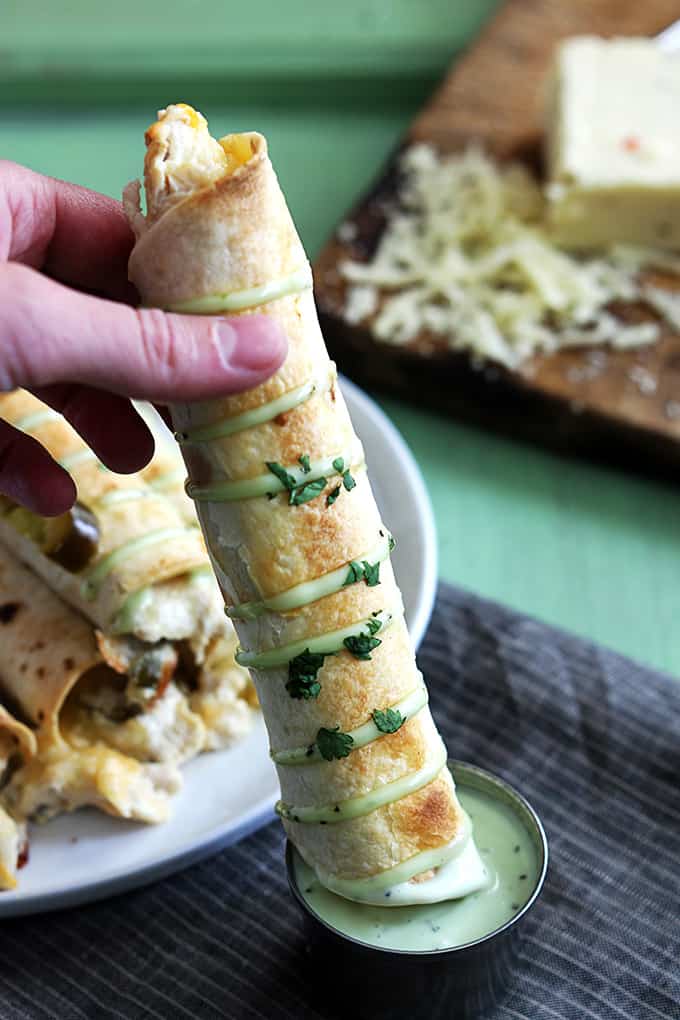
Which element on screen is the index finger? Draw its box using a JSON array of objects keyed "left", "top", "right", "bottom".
[{"left": 0, "top": 160, "right": 136, "bottom": 303}]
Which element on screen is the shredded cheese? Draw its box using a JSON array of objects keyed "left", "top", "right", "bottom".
[{"left": 341, "top": 146, "right": 680, "bottom": 369}]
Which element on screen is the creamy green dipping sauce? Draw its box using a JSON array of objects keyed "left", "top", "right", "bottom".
[{"left": 293, "top": 785, "right": 538, "bottom": 952}]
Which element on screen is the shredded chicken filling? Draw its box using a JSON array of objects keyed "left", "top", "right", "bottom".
[{"left": 0, "top": 633, "right": 255, "bottom": 837}]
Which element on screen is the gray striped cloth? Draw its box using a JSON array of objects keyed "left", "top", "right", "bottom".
[{"left": 0, "top": 583, "right": 678, "bottom": 1020}]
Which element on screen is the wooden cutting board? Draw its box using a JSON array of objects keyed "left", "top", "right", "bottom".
[{"left": 313, "top": 0, "right": 680, "bottom": 479}]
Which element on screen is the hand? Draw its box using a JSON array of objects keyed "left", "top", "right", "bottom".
[{"left": 0, "top": 161, "right": 287, "bottom": 516}]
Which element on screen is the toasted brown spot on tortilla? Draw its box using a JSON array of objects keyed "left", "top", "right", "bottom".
[
  {"left": 0, "top": 602, "right": 21, "bottom": 624},
  {"left": 63, "top": 658, "right": 75, "bottom": 671},
  {"left": 418, "top": 784, "right": 457, "bottom": 841},
  {"left": 399, "top": 778, "right": 459, "bottom": 850}
]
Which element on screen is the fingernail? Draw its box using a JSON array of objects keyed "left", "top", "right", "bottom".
[{"left": 220, "top": 316, "right": 287, "bottom": 372}]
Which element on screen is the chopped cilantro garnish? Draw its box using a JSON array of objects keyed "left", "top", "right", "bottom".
[
  {"left": 289, "top": 649, "right": 327, "bottom": 680},
  {"left": 343, "top": 561, "right": 364, "bottom": 586},
  {"left": 342, "top": 559, "right": 380, "bottom": 587},
  {"left": 343, "top": 633, "right": 382, "bottom": 661},
  {"left": 372, "top": 707, "right": 405, "bottom": 734},
  {"left": 286, "top": 675, "right": 322, "bottom": 700},
  {"left": 266, "top": 458, "right": 324, "bottom": 502},
  {"left": 362, "top": 560, "right": 380, "bottom": 587},
  {"left": 265, "top": 461, "right": 297, "bottom": 490},
  {"left": 326, "top": 485, "right": 341, "bottom": 508},
  {"left": 342, "top": 470, "right": 356, "bottom": 492},
  {"left": 316, "top": 726, "right": 354, "bottom": 761},
  {"left": 289, "top": 478, "right": 327, "bottom": 506},
  {"left": 286, "top": 649, "right": 328, "bottom": 700},
  {"left": 332, "top": 457, "right": 345, "bottom": 474},
  {"left": 389, "top": 535, "right": 396, "bottom": 552},
  {"left": 366, "top": 616, "right": 383, "bottom": 636}
]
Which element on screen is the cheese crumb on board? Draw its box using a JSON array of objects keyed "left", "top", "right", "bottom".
[
  {"left": 341, "top": 145, "right": 680, "bottom": 370},
  {"left": 546, "top": 37, "right": 680, "bottom": 249}
]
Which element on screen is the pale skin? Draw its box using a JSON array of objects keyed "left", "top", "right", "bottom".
[{"left": 0, "top": 161, "right": 288, "bottom": 517}]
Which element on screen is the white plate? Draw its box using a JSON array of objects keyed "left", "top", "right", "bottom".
[{"left": 0, "top": 378, "right": 437, "bottom": 917}]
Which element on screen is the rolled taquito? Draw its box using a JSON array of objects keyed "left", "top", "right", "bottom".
[
  {"left": 125, "top": 104, "right": 485, "bottom": 904},
  {"left": 0, "top": 388, "right": 213, "bottom": 647},
  {"left": 0, "top": 706, "right": 34, "bottom": 890}
]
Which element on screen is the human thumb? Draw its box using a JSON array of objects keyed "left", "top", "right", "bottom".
[{"left": 0, "top": 262, "right": 288, "bottom": 401}]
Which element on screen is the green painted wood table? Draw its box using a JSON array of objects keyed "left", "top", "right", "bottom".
[{"left": 3, "top": 0, "right": 679, "bottom": 675}]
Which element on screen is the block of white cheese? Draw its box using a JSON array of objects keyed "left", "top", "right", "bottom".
[{"left": 546, "top": 36, "right": 680, "bottom": 249}]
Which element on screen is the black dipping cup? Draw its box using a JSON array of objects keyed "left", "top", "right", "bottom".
[{"left": 286, "top": 760, "right": 548, "bottom": 1020}]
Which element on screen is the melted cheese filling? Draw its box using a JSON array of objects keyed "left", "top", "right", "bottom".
[
  {"left": 63, "top": 677, "right": 206, "bottom": 765},
  {"left": 190, "top": 635, "right": 257, "bottom": 751},
  {"left": 139, "top": 105, "right": 257, "bottom": 228},
  {"left": 3, "top": 746, "right": 182, "bottom": 825},
  {"left": 0, "top": 642, "right": 255, "bottom": 833},
  {"left": 112, "top": 571, "right": 227, "bottom": 655}
]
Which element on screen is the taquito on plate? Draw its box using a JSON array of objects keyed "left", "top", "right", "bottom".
[
  {"left": 0, "top": 389, "right": 212, "bottom": 647},
  {"left": 124, "top": 104, "right": 486, "bottom": 905}
]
